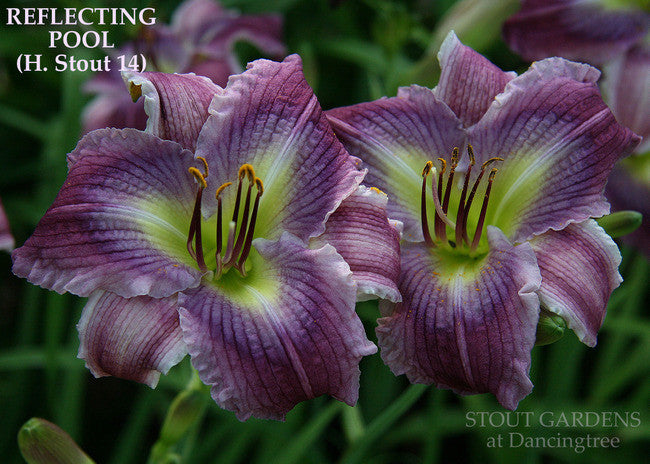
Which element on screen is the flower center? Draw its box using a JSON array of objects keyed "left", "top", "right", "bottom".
[
  {"left": 187, "top": 159, "right": 264, "bottom": 278},
  {"left": 420, "top": 145, "right": 502, "bottom": 254}
]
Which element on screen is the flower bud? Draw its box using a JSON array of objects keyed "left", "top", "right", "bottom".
[
  {"left": 596, "top": 210, "right": 642, "bottom": 238},
  {"left": 535, "top": 311, "right": 567, "bottom": 346},
  {"left": 18, "top": 418, "right": 94, "bottom": 464},
  {"left": 159, "top": 389, "right": 206, "bottom": 445}
]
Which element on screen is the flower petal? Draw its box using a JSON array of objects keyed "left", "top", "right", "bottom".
[
  {"left": 78, "top": 291, "right": 186, "bottom": 388},
  {"left": 529, "top": 220, "right": 622, "bottom": 347},
  {"left": 469, "top": 58, "right": 641, "bottom": 244},
  {"left": 0, "top": 199, "right": 14, "bottom": 251},
  {"left": 434, "top": 31, "right": 516, "bottom": 127},
  {"left": 197, "top": 55, "right": 364, "bottom": 243},
  {"left": 12, "top": 129, "right": 203, "bottom": 298},
  {"left": 171, "top": 0, "right": 285, "bottom": 60},
  {"left": 311, "top": 185, "right": 402, "bottom": 303},
  {"left": 178, "top": 232, "right": 376, "bottom": 420},
  {"left": 502, "top": 0, "right": 649, "bottom": 65},
  {"left": 124, "top": 71, "right": 222, "bottom": 150},
  {"left": 603, "top": 44, "right": 650, "bottom": 154},
  {"left": 377, "top": 226, "right": 541, "bottom": 410},
  {"left": 327, "top": 88, "right": 465, "bottom": 241}
]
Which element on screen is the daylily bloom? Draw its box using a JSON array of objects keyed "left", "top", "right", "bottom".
[
  {"left": 13, "top": 55, "right": 401, "bottom": 420},
  {"left": 0, "top": 198, "right": 14, "bottom": 251},
  {"left": 82, "top": 0, "right": 285, "bottom": 133},
  {"left": 326, "top": 32, "right": 640, "bottom": 409},
  {"left": 504, "top": 3, "right": 650, "bottom": 256},
  {"left": 502, "top": 0, "right": 649, "bottom": 66},
  {"left": 602, "top": 44, "right": 650, "bottom": 256}
]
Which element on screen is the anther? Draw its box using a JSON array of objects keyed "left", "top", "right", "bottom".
[
  {"left": 186, "top": 167, "right": 207, "bottom": 273},
  {"left": 239, "top": 163, "right": 255, "bottom": 182},
  {"left": 197, "top": 156, "right": 209, "bottom": 178},
  {"left": 188, "top": 167, "right": 207, "bottom": 189},
  {"left": 216, "top": 182, "right": 232, "bottom": 199}
]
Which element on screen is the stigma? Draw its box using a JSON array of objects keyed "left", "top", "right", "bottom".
[
  {"left": 187, "top": 160, "right": 264, "bottom": 278},
  {"left": 420, "top": 146, "right": 501, "bottom": 254}
]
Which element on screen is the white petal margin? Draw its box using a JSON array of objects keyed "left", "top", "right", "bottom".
[
  {"left": 311, "top": 185, "right": 402, "bottom": 303},
  {"left": 178, "top": 232, "right": 376, "bottom": 421},
  {"left": 78, "top": 290, "right": 187, "bottom": 388},
  {"left": 123, "top": 71, "right": 222, "bottom": 151},
  {"left": 529, "top": 220, "right": 622, "bottom": 347}
]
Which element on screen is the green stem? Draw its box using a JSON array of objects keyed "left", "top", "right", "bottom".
[
  {"left": 340, "top": 384, "right": 428, "bottom": 464},
  {"left": 147, "top": 370, "right": 208, "bottom": 464}
]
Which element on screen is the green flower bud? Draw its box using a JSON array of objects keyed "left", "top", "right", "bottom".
[
  {"left": 159, "top": 389, "right": 206, "bottom": 445},
  {"left": 18, "top": 418, "right": 94, "bottom": 464},
  {"left": 535, "top": 311, "right": 567, "bottom": 346},
  {"left": 596, "top": 210, "right": 642, "bottom": 238}
]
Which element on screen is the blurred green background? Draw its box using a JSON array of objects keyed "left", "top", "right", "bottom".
[{"left": 0, "top": 0, "right": 648, "bottom": 462}]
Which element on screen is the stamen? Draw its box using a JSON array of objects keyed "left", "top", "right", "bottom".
[
  {"left": 421, "top": 161, "right": 435, "bottom": 247},
  {"left": 434, "top": 158, "right": 447, "bottom": 241},
  {"left": 188, "top": 167, "right": 207, "bottom": 189},
  {"left": 197, "top": 156, "right": 209, "bottom": 178},
  {"left": 214, "top": 182, "right": 232, "bottom": 277},
  {"left": 455, "top": 145, "right": 475, "bottom": 247},
  {"left": 470, "top": 168, "right": 498, "bottom": 252},
  {"left": 186, "top": 167, "right": 207, "bottom": 272},
  {"left": 225, "top": 171, "right": 245, "bottom": 259},
  {"left": 237, "top": 177, "right": 264, "bottom": 275},
  {"left": 225, "top": 175, "right": 254, "bottom": 267},
  {"left": 463, "top": 157, "right": 503, "bottom": 241},
  {"left": 442, "top": 147, "right": 459, "bottom": 214},
  {"left": 239, "top": 163, "right": 255, "bottom": 182}
]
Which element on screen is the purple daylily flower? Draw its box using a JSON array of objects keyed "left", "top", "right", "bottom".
[
  {"left": 504, "top": 2, "right": 650, "bottom": 256},
  {"left": 0, "top": 198, "right": 14, "bottom": 251},
  {"left": 13, "top": 55, "right": 401, "bottom": 420},
  {"left": 326, "top": 32, "right": 640, "bottom": 409},
  {"left": 502, "top": 0, "right": 649, "bottom": 66},
  {"left": 602, "top": 45, "right": 650, "bottom": 256},
  {"left": 82, "top": 0, "right": 285, "bottom": 134}
]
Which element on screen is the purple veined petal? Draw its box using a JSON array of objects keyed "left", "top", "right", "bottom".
[
  {"left": 529, "top": 220, "right": 621, "bottom": 347},
  {"left": 12, "top": 129, "right": 204, "bottom": 298},
  {"left": 433, "top": 31, "right": 516, "bottom": 127},
  {"left": 327, "top": 88, "right": 466, "bottom": 242},
  {"left": 123, "top": 71, "right": 222, "bottom": 151},
  {"left": 311, "top": 185, "right": 402, "bottom": 303},
  {"left": 502, "top": 0, "right": 649, "bottom": 65},
  {"left": 603, "top": 44, "right": 650, "bottom": 154},
  {"left": 0, "top": 198, "right": 14, "bottom": 251},
  {"left": 178, "top": 232, "right": 376, "bottom": 421},
  {"left": 196, "top": 54, "right": 364, "bottom": 243},
  {"left": 78, "top": 290, "right": 187, "bottom": 388},
  {"left": 469, "top": 58, "right": 641, "bottom": 244},
  {"left": 377, "top": 226, "right": 541, "bottom": 410}
]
